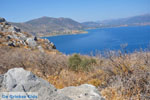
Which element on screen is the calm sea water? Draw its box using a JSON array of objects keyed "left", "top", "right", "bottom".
[{"left": 44, "top": 26, "right": 150, "bottom": 55}]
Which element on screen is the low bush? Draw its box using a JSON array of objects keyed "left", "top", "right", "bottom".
[
  {"left": 68, "top": 54, "right": 96, "bottom": 71},
  {"left": 68, "top": 54, "right": 81, "bottom": 71}
]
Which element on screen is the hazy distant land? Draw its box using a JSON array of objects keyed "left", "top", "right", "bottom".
[{"left": 11, "top": 14, "right": 150, "bottom": 37}]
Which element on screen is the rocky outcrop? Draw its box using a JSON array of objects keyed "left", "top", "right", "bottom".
[
  {"left": 0, "top": 17, "right": 56, "bottom": 51},
  {"left": 0, "top": 68, "right": 105, "bottom": 100}
]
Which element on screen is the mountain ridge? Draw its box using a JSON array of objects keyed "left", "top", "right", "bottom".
[
  {"left": 11, "top": 14, "right": 150, "bottom": 37},
  {"left": 82, "top": 14, "right": 150, "bottom": 28},
  {"left": 11, "top": 17, "right": 86, "bottom": 37}
]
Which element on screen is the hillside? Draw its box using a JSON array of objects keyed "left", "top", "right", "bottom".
[
  {"left": 11, "top": 17, "right": 86, "bottom": 37},
  {"left": 83, "top": 14, "right": 150, "bottom": 28}
]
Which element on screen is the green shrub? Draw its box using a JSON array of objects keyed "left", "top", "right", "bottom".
[
  {"left": 80, "top": 58, "right": 96, "bottom": 71},
  {"left": 68, "top": 54, "right": 97, "bottom": 71},
  {"left": 68, "top": 54, "right": 82, "bottom": 71},
  {"left": 90, "top": 58, "right": 97, "bottom": 64}
]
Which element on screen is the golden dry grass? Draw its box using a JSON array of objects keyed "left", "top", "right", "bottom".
[{"left": 0, "top": 46, "right": 150, "bottom": 100}]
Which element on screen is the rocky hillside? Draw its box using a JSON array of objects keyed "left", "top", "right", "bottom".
[
  {"left": 0, "top": 68, "right": 105, "bottom": 100},
  {"left": 0, "top": 17, "right": 56, "bottom": 52},
  {"left": 11, "top": 17, "right": 86, "bottom": 37}
]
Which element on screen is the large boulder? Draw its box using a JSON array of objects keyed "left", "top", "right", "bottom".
[
  {"left": 0, "top": 68, "right": 72, "bottom": 100},
  {"left": 58, "top": 84, "right": 105, "bottom": 100}
]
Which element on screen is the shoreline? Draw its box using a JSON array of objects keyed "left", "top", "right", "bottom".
[
  {"left": 85, "top": 24, "right": 150, "bottom": 30},
  {"left": 39, "top": 25, "right": 150, "bottom": 38},
  {"left": 39, "top": 30, "right": 88, "bottom": 38}
]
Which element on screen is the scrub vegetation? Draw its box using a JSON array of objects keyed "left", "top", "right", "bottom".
[{"left": 0, "top": 46, "right": 150, "bottom": 100}]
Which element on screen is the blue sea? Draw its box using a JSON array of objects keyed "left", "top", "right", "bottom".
[{"left": 43, "top": 26, "right": 150, "bottom": 55}]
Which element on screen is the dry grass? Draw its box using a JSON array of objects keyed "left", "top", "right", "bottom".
[
  {"left": 0, "top": 46, "right": 66, "bottom": 77},
  {"left": 0, "top": 46, "right": 150, "bottom": 100}
]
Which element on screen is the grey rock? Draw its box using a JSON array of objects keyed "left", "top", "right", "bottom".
[
  {"left": 0, "top": 24, "right": 2, "bottom": 27},
  {"left": 50, "top": 42, "right": 56, "bottom": 49},
  {"left": 0, "top": 68, "right": 72, "bottom": 100},
  {"left": 3, "top": 22, "right": 10, "bottom": 25},
  {"left": 0, "top": 75, "right": 3, "bottom": 85},
  {"left": 8, "top": 26, "right": 21, "bottom": 32},
  {"left": 4, "top": 25, "right": 10, "bottom": 29},
  {"left": 3, "top": 68, "right": 55, "bottom": 92},
  {"left": 26, "top": 37, "right": 37, "bottom": 47},
  {"left": 0, "top": 75, "right": 6, "bottom": 92},
  {"left": 6, "top": 35, "right": 13, "bottom": 40},
  {"left": 7, "top": 33, "right": 19, "bottom": 40},
  {"left": 58, "top": 84, "right": 105, "bottom": 100},
  {"left": 0, "top": 17, "right": 5, "bottom": 23},
  {"left": 0, "top": 68, "right": 105, "bottom": 100},
  {"left": 17, "top": 32, "right": 27, "bottom": 41},
  {"left": 0, "top": 25, "right": 3, "bottom": 31},
  {"left": 17, "top": 40, "right": 27, "bottom": 46},
  {"left": 22, "top": 40, "right": 27, "bottom": 45},
  {"left": 8, "top": 41, "right": 16, "bottom": 47}
]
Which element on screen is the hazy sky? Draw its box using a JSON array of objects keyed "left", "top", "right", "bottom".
[{"left": 1, "top": 0, "right": 150, "bottom": 22}]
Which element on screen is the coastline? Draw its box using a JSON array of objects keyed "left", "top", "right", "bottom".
[
  {"left": 39, "top": 24, "right": 150, "bottom": 38},
  {"left": 85, "top": 24, "right": 150, "bottom": 31},
  {"left": 39, "top": 30, "right": 88, "bottom": 38}
]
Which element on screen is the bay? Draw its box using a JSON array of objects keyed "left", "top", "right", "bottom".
[{"left": 43, "top": 26, "right": 150, "bottom": 55}]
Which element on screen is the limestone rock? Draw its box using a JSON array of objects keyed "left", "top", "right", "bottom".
[
  {"left": 0, "top": 68, "right": 105, "bottom": 100},
  {"left": 26, "top": 37, "right": 37, "bottom": 47},
  {"left": 0, "top": 68, "right": 72, "bottom": 100},
  {"left": 58, "top": 84, "right": 105, "bottom": 100}
]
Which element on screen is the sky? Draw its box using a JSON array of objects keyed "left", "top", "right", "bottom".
[{"left": 1, "top": 0, "right": 150, "bottom": 22}]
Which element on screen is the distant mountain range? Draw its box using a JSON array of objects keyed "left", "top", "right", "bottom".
[
  {"left": 10, "top": 14, "right": 150, "bottom": 37},
  {"left": 11, "top": 17, "right": 86, "bottom": 37},
  {"left": 82, "top": 14, "right": 150, "bottom": 28}
]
